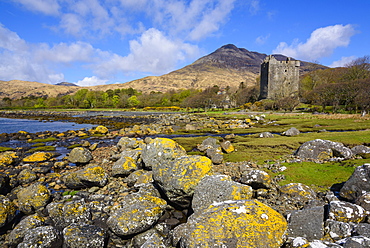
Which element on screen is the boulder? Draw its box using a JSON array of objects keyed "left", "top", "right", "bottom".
[
  {"left": 119, "top": 148, "right": 142, "bottom": 165},
  {"left": 258, "top": 132, "right": 274, "bottom": 138},
  {"left": 328, "top": 201, "right": 366, "bottom": 223},
  {"left": 116, "top": 137, "right": 143, "bottom": 151},
  {"left": 340, "top": 164, "right": 370, "bottom": 201},
  {"left": 295, "top": 139, "right": 353, "bottom": 160},
  {"left": 192, "top": 175, "right": 253, "bottom": 214},
  {"left": 68, "top": 147, "right": 93, "bottom": 164},
  {"left": 91, "top": 125, "right": 109, "bottom": 134},
  {"left": 287, "top": 206, "right": 325, "bottom": 241},
  {"left": 107, "top": 193, "right": 167, "bottom": 236},
  {"left": 63, "top": 165, "right": 108, "bottom": 189},
  {"left": 205, "top": 148, "right": 224, "bottom": 164},
  {"left": 173, "top": 199, "right": 287, "bottom": 247},
  {"left": 17, "top": 226, "right": 62, "bottom": 248},
  {"left": 220, "top": 140, "right": 235, "bottom": 153},
  {"left": 325, "top": 220, "right": 353, "bottom": 241},
  {"left": 353, "top": 223, "right": 370, "bottom": 238},
  {"left": 240, "top": 169, "right": 272, "bottom": 189},
  {"left": 197, "top": 137, "right": 220, "bottom": 152},
  {"left": 0, "top": 151, "right": 17, "bottom": 166},
  {"left": 279, "top": 183, "right": 317, "bottom": 203},
  {"left": 8, "top": 214, "right": 46, "bottom": 246},
  {"left": 342, "top": 236, "right": 370, "bottom": 247},
  {"left": 17, "top": 168, "right": 37, "bottom": 184},
  {"left": 63, "top": 223, "right": 106, "bottom": 248},
  {"left": 356, "top": 193, "right": 370, "bottom": 213},
  {"left": 0, "top": 195, "right": 17, "bottom": 228},
  {"left": 111, "top": 156, "right": 138, "bottom": 177},
  {"left": 17, "top": 183, "right": 51, "bottom": 214},
  {"left": 141, "top": 138, "right": 186, "bottom": 170},
  {"left": 152, "top": 155, "right": 213, "bottom": 207},
  {"left": 282, "top": 127, "right": 300, "bottom": 136},
  {"left": 23, "top": 151, "right": 54, "bottom": 162},
  {"left": 351, "top": 145, "right": 370, "bottom": 156}
]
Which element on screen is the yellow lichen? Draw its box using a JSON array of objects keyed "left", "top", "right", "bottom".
[{"left": 23, "top": 152, "right": 53, "bottom": 162}]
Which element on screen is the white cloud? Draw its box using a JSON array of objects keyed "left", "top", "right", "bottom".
[
  {"left": 75, "top": 76, "right": 108, "bottom": 86},
  {"left": 255, "top": 34, "right": 270, "bottom": 45},
  {"left": 94, "top": 28, "right": 199, "bottom": 78},
  {"left": 12, "top": 0, "right": 60, "bottom": 16},
  {"left": 329, "top": 56, "right": 357, "bottom": 68},
  {"left": 249, "top": 0, "right": 260, "bottom": 15},
  {"left": 273, "top": 24, "right": 357, "bottom": 61}
]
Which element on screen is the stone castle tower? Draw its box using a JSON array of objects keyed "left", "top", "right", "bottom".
[{"left": 259, "top": 55, "right": 300, "bottom": 100}]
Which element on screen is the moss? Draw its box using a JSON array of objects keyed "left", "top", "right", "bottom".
[
  {"left": 67, "top": 144, "right": 82, "bottom": 149},
  {"left": 62, "top": 190, "right": 79, "bottom": 196},
  {"left": 27, "top": 137, "right": 58, "bottom": 143},
  {"left": 0, "top": 147, "right": 15, "bottom": 152},
  {"left": 31, "top": 143, "right": 46, "bottom": 147},
  {"left": 28, "top": 146, "right": 56, "bottom": 153}
]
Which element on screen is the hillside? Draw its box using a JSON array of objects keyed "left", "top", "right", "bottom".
[{"left": 0, "top": 44, "right": 327, "bottom": 99}]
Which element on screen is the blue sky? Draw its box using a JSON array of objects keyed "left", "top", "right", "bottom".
[{"left": 0, "top": 0, "right": 368, "bottom": 86}]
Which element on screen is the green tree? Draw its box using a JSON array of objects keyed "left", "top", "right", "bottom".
[{"left": 127, "top": 95, "right": 140, "bottom": 107}]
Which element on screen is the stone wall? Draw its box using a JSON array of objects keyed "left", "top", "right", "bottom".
[{"left": 259, "top": 55, "right": 300, "bottom": 100}]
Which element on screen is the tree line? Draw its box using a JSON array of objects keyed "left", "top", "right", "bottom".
[{"left": 1, "top": 56, "right": 369, "bottom": 113}]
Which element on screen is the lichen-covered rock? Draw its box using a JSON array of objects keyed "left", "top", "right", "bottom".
[
  {"left": 141, "top": 138, "right": 187, "bottom": 170},
  {"left": 197, "top": 137, "right": 220, "bottom": 152},
  {"left": 0, "top": 195, "right": 17, "bottom": 228},
  {"left": 140, "top": 232, "right": 167, "bottom": 248},
  {"left": 117, "top": 137, "right": 143, "bottom": 151},
  {"left": 295, "top": 139, "right": 353, "bottom": 160},
  {"left": 240, "top": 169, "right": 272, "bottom": 189},
  {"left": 192, "top": 175, "right": 253, "bottom": 214},
  {"left": 17, "top": 168, "right": 37, "bottom": 184},
  {"left": 17, "top": 226, "right": 62, "bottom": 248},
  {"left": 325, "top": 220, "right": 353, "bottom": 241},
  {"left": 8, "top": 214, "right": 46, "bottom": 246},
  {"left": 107, "top": 193, "right": 167, "bottom": 236},
  {"left": 130, "top": 229, "right": 166, "bottom": 248},
  {"left": 63, "top": 223, "right": 106, "bottom": 248},
  {"left": 353, "top": 223, "right": 370, "bottom": 238},
  {"left": 63, "top": 165, "right": 108, "bottom": 188},
  {"left": 220, "top": 140, "right": 235, "bottom": 153},
  {"left": 68, "top": 147, "right": 93, "bottom": 164},
  {"left": 282, "top": 127, "right": 300, "bottom": 136},
  {"left": 258, "top": 132, "right": 274, "bottom": 138},
  {"left": 119, "top": 148, "right": 142, "bottom": 165},
  {"left": 351, "top": 145, "right": 370, "bottom": 156},
  {"left": 205, "top": 147, "right": 224, "bottom": 164},
  {"left": 0, "top": 151, "right": 17, "bottom": 166},
  {"left": 17, "top": 183, "right": 51, "bottom": 214},
  {"left": 355, "top": 193, "right": 370, "bottom": 213},
  {"left": 111, "top": 156, "right": 138, "bottom": 177},
  {"left": 328, "top": 201, "right": 366, "bottom": 223},
  {"left": 63, "top": 199, "right": 92, "bottom": 227},
  {"left": 340, "top": 164, "right": 370, "bottom": 201},
  {"left": 287, "top": 206, "right": 325, "bottom": 241},
  {"left": 90, "top": 125, "right": 109, "bottom": 134},
  {"left": 23, "top": 151, "right": 53, "bottom": 162},
  {"left": 279, "top": 183, "right": 317, "bottom": 203},
  {"left": 174, "top": 199, "right": 287, "bottom": 248},
  {"left": 153, "top": 155, "right": 213, "bottom": 207},
  {"left": 134, "top": 171, "right": 153, "bottom": 187},
  {"left": 342, "top": 236, "right": 370, "bottom": 247}
]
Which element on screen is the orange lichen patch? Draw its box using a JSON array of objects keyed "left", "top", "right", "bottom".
[
  {"left": 183, "top": 200, "right": 287, "bottom": 248},
  {"left": 23, "top": 152, "right": 53, "bottom": 162}
]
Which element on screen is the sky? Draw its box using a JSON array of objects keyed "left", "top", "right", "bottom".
[{"left": 0, "top": 0, "right": 369, "bottom": 86}]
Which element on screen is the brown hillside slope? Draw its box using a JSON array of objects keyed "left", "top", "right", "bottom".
[{"left": 0, "top": 44, "right": 327, "bottom": 99}]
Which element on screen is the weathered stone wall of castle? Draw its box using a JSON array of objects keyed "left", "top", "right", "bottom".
[{"left": 259, "top": 55, "right": 300, "bottom": 100}]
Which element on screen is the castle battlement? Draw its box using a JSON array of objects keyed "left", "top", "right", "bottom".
[{"left": 259, "top": 55, "right": 300, "bottom": 100}]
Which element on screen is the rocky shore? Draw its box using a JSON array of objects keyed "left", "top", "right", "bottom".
[{"left": 1, "top": 113, "right": 370, "bottom": 247}]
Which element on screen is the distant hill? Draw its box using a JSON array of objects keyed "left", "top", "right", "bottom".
[
  {"left": 0, "top": 44, "right": 327, "bottom": 99},
  {"left": 55, "top": 82, "right": 78, "bottom": 87}
]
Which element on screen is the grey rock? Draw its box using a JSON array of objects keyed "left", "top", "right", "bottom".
[
  {"left": 258, "top": 132, "right": 274, "bottom": 138},
  {"left": 120, "top": 148, "right": 142, "bottom": 165},
  {"left": 0, "top": 195, "right": 16, "bottom": 228},
  {"left": 197, "top": 137, "right": 220, "bottom": 152},
  {"left": 152, "top": 155, "right": 213, "bottom": 207},
  {"left": 68, "top": 147, "right": 93, "bottom": 164},
  {"left": 112, "top": 156, "right": 138, "bottom": 177},
  {"left": 125, "top": 169, "right": 147, "bottom": 187},
  {"left": 328, "top": 201, "right": 365, "bottom": 223},
  {"left": 220, "top": 140, "right": 234, "bottom": 153},
  {"left": 17, "top": 168, "right": 37, "bottom": 184},
  {"left": 282, "top": 127, "right": 300, "bottom": 136},
  {"left": 107, "top": 192, "right": 167, "bottom": 236},
  {"left": 287, "top": 206, "right": 325, "bottom": 241},
  {"left": 343, "top": 236, "right": 370, "bottom": 248},
  {"left": 63, "top": 223, "right": 106, "bottom": 248},
  {"left": 117, "top": 137, "right": 142, "bottom": 151},
  {"left": 8, "top": 214, "right": 46, "bottom": 246},
  {"left": 340, "top": 164, "right": 370, "bottom": 201},
  {"left": 279, "top": 183, "right": 317, "bottom": 203},
  {"left": 325, "top": 220, "right": 353, "bottom": 241},
  {"left": 205, "top": 148, "right": 224, "bottom": 164},
  {"left": 17, "top": 183, "right": 51, "bottom": 214},
  {"left": 240, "top": 169, "right": 272, "bottom": 189},
  {"left": 192, "top": 175, "right": 253, "bottom": 214},
  {"left": 141, "top": 138, "right": 187, "bottom": 170},
  {"left": 63, "top": 165, "right": 108, "bottom": 189},
  {"left": 352, "top": 145, "right": 370, "bottom": 155},
  {"left": 295, "top": 139, "right": 353, "bottom": 160},
  {"left": 355, "top": 193, "right": 370, "bottom": 213},
  {"left": 17, "top": 226, "right": 62, "bottom": 248},
  {"left": 353, "top": 223, "right": 370, "bottom": 238}
]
